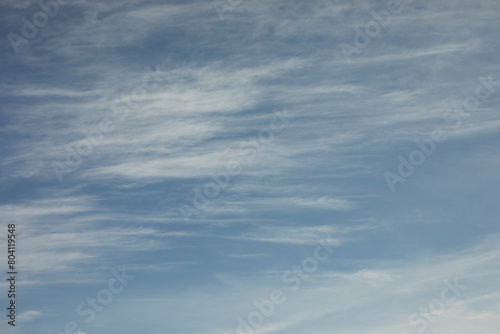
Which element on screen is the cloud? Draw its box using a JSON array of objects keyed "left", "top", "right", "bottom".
[
  {"left": 18, "top": 310, "right": 43, "bottom": 321},
  {"left": 105, "top": 234, "right": 500, "bottom": 334},
  {"left": 1, "top": 0, "right": 499, "bottom": 333}
]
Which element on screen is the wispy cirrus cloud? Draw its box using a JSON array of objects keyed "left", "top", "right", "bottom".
[{"left": 0, "top": 0, "right": 499, "bottom": 333}]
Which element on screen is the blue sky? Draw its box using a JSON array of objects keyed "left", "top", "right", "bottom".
[{"left": 0, "top": 0, "right": 500, "bottom": 333}]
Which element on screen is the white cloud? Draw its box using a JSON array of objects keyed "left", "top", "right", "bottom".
[{"left": 18, "top": 310, "right": 43, "bottom": 321}]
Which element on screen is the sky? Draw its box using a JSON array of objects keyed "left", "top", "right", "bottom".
[{"left": 0, "top": 0, "right": 499, "bottom": 333}]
